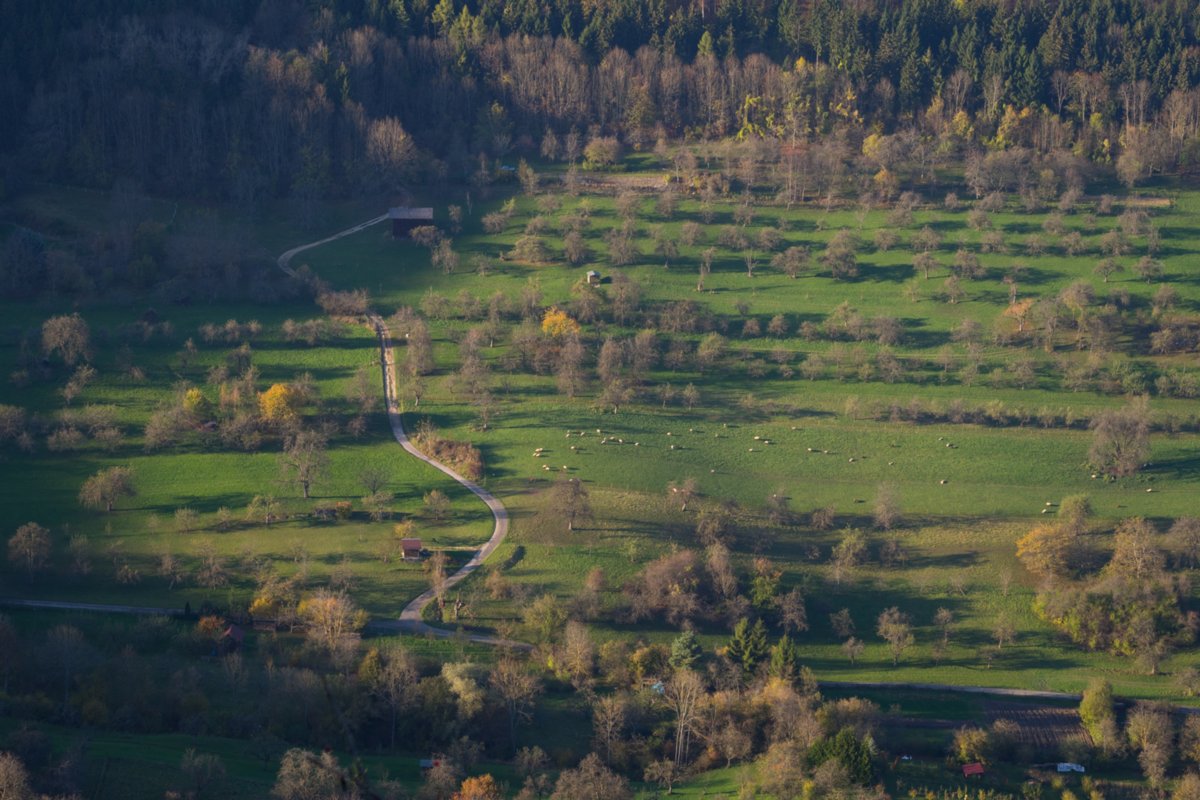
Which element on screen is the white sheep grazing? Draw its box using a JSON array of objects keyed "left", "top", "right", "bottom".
[{"left": 939, "top": 479, "right": 947, "bottom": 485}]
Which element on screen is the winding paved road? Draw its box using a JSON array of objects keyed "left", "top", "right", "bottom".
[{"left": 275, "top": 214, "right": 523, "bottom": 647}]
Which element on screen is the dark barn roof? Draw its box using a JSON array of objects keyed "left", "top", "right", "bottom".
[{"left": 388, "top": 207, "right": 434, "bottom": 220}]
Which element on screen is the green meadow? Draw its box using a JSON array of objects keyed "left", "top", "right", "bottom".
[{"left": 3, "top": 162, "right": 1200, "bottom": 704}]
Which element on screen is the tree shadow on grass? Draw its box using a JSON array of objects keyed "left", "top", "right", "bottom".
[{"left": 1143, "top": 453, "right": 1200, "bottom": 481}]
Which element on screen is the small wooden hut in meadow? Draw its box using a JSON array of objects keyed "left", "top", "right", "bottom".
[
  {"left": 586, "top": 269, "right": 601, "bottom": 286},
  {"left": 389, "top": 207, "right": 434, "bottom": 237},
  {"left": 401, "top": 538, "right": 423, "bottom": 560}
]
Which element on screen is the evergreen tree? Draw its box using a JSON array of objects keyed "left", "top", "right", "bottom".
[
  {"left": 669, "top": 629, "right": 703, "bottom": 671},
  {"left": 727, "top": 618, "right": 769, "bottom": 678},
  {"left": 768, "top": 634, "right": 799, "bottom": 681}
]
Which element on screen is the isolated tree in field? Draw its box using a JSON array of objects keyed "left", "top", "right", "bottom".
[
  {"left": 872, "top": 483, "right": 900, "bottom": 530},
  {"left": 652, "top": 226, "right": 678, "bottom": 268},
  {"left": 79, "top": 466, "right": 135, "bottom": 512},
  {"left": 491, "top": 657, "right": 541, "bottom": 753},
  {"left": 831, "top": 529, "right": 867, "bottom": 584},
  {"left": 698, "top": 247, "right": 714, "bottom": 290},
  {"left": 541, "top": 307, "right": 581, "bottom": 338},
  {"left": 821, "top": 229, "right": 858, "bottom": 280},
  {"left": 271, "top": 749, "right": 346, "bottom": 800},
  {"left": 523, "top": 593, "right": 566, "bottom": 642},
  {"left": 548, "top": 477, "right": 592, "bottom": 532},
  {"left": 830, "top": 608, "right": 856, "bottom": 638},
  {"left": 992, "top": 614, "right": 1016, "bottom": 649},
  {"left": 666, "top": 477, "right": 699, "bottom": 512},
  {"left": 278, "top": 430, "right": 329, "bottom": 499},
  {"left": 424, "top": 488, "right": 451, "bottom": 520},
  {"left": 913, "top": 251, "right": 938, "bottom": 280},
  {"left": 1094, "top": 258, "right": 1124, "bottom": 283},
  {"left": 8, "top": 522, "right": 50, "bottom": 578},
  {"left": 563, "top": 230, "right": 588, "bottom": 265},
  {"left": 778, "top": 588, "right": 808, "bottom": 635},
  {"left": 426, "top": 550, "right": 449, "bottom": 611},
  {"left": 842, "top": 636, "right": 865, "bottom": 665},
  {"left": 1134, "top": 256, "right": 1165, "bottom": 283},
  {"left": 1089, "top": 396, "right": 1151, "bottom": 477},
  {"left": 555, "top": 334, "right": 586, "bottom": 398},
  {"left": 42, "top": 313, "right": 91, "bottom": 365},
  {"left": 876, "top": 607, "right": 914, "bottom": 665},
  {"left": 259, "top": 383, "right": 301, "bottom": 425},
  {"left": 403, "top": 318, "right": 434, "bottom": 376},
  {"left": 550, "top": 753, "right": 630, "bottom": 800}
]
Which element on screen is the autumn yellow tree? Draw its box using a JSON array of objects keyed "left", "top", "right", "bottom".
[
  {"left": 1016, "top": 523, "right": 1075, "bottom": 580},
  {"left": 541, "top": 307, "right": 581, "bottom": 338},
  {"left": 182, "top": 387, "right": 214, "bottom": 422},
  {"left": 258, "top": 383, "right": 299, "bottom": 424},
  {"left": 453, "top": 774, "right": 503, "bottom": 800}
]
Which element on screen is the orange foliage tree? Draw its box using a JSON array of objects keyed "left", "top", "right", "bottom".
[
  {"left": 453, "top": 775, "right": 502, "bottom": 800},
  {"left": 541, "top": 307, "right": 581, "bottom": 338}
]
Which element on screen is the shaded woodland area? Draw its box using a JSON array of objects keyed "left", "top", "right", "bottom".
[{"left": 3, "top": 0, "right": 1200, "bottom": 215}]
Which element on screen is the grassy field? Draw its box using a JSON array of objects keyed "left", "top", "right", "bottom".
[{"left": 3, "top": 162, "right": 1200, "bottom": 713}]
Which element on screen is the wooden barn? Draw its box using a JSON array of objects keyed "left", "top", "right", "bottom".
[
  {"left": 401, "top": 538, "right": 423, "bottom": 561},
  {"left": 389, "top": 207, "right": 434, "bottom": 237}
]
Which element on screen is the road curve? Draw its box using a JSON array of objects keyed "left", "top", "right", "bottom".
[
  {"left": 276, "top": 214, "right": 524, "bottom": 648},
  {"left": 367, "top": 314, "right": 526, "bottom": 648},
  {"left": 276, "top": 214, "right": 389, "bottom": 274}
]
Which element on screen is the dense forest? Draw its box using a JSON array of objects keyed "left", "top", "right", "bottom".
[{"left": 4, "top": 0, "right": 1200, "bottom": 215}]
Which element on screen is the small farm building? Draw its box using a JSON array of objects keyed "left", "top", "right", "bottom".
[
  {"left": 586, "top": 269, "right": 601, "bottom": 286},
  {"left": 401, "top": 538, "right": 423, "bottom": 560},
  {"left": 962, "top": 763, "right": 985, "bottom": 778},
  {"left": 390, "top": 207, "right": 434, "bottom": 237}
]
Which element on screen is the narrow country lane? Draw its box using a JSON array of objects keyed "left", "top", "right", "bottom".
[{"left": 276, "top": 214, "right": 525, "bottom": 647}]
